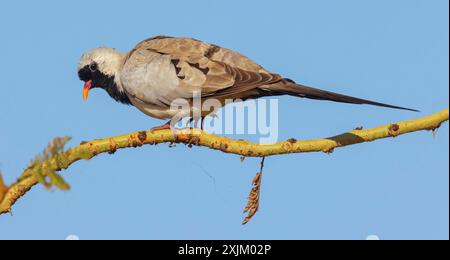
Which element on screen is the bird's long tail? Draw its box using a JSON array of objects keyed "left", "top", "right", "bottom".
[{"left": 267, "top": 80, "right": 418, "bottom": 112}]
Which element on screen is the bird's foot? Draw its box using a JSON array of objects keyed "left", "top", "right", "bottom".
[
  {"left": 185, "top": 117, "right": 206, "bottom": 131},
  {"left": 150, "top": 120, "right": 183, "bottom": 136},
  {"left": 200, "top": 116, "right": 205, "bottom": 131},
  {"left": 150, "top": 121, "right": 172, "bottom": 133}
]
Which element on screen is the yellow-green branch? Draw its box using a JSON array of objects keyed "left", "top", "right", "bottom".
[{"left": 0, "top": 108, "right": 448, "bottom": 215}]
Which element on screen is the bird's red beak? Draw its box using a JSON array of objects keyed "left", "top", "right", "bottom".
[{"left": 83, "top": 80, "right": 92, "bottom": 101}]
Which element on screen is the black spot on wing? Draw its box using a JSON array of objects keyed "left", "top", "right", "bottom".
[
  {"left": 171, "top": 59, "right": 185, "bottom": 80},
  {"left": 188, "top": 62, "right": 210, "bottom": 75},
  {"left": 205, "top": 44, "right": 220, "bottom": 59}
]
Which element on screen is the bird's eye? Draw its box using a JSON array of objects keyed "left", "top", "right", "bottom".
[{"left": 89, "top": 63, "right": 98, "bottom": 71}]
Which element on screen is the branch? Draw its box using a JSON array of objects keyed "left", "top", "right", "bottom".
[{"left": 0, "top": 108, "right": 448, "bottom": 215}]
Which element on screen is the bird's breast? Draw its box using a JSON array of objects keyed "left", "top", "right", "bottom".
[{"left": 120, "top": 55, "right": 182, "bottom": 107}]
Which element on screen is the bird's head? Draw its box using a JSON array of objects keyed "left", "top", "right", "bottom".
[{"left": 78, "top": 48, "right": 129, "bottom": 103}]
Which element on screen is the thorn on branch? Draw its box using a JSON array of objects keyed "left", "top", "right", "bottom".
[
  {"left": 432, "top": 129, "right": 437, "bottom": 139},
  {"left": 324, "top": 147, "right": 335, "bottom": 154},
  {"left": 429, "top": 122, "right": 442, "bottom": 139},
  {"left": 242, "top": 157, "right": 265, "bottom": 225}
]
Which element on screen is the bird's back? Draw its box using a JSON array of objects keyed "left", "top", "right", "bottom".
[{"left": 125, "top": 36, "right": 270, "bottom": 73}]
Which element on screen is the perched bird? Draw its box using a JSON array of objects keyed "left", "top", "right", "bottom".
[{"left": 78, "top": 36, "right": 417, "bottom": 130}]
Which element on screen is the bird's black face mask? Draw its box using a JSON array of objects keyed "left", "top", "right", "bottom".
[{"left": 78, "top": 63, "right": 131, "bottom": 105}]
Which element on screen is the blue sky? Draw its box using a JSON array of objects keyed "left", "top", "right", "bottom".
[{"left": 0, "top": 0, "right": 448, "bottom": 240}]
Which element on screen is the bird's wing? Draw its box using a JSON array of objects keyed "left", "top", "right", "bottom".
[{"left": 121, "top": 36, "right": 283, "bottom": 105}]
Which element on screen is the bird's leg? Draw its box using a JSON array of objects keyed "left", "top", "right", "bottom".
[
  {"left": 200, "top": 116, "right": 206, "bottom": 130},
  {"left": 185, "top": 117, "right": 194, "bottom": 128},
  {"left": 193, "top": 117, "right": 201, "bottom": 129},
  {"left": 192, "top": 116, "right": 207, "bottom": 130}
]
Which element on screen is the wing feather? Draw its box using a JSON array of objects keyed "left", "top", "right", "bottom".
[{"left": 122, "top": 36, "right": 281, "bottom": 105}]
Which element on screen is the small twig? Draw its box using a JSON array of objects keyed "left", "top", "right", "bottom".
[{"left": 260, "top": 157, "right": 266, "bottom": 173}]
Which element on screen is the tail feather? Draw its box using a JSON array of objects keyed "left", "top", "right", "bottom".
[{"left": 269, "top": 82, "right": 419, "bottom": 112}]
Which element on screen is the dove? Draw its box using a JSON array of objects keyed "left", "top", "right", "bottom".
[{"left": 78, "top": 35, "right": 417, "bottom": 131}]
